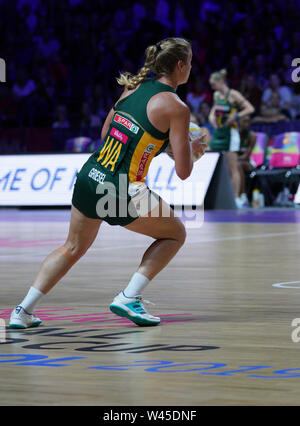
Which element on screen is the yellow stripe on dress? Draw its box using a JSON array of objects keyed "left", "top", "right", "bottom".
[{"left": 129, "top": 130, "right": 166, "bottom": 183}]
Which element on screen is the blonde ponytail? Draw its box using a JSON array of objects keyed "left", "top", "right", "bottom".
[
  {"left": 117, "top": 45, "right": 159, "bottom": 90},
  {"left": 117, "top": 38, "right": 191, "bottom": 90}
]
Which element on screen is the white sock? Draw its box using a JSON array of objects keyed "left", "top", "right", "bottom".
[
  {"left": 240, "top": 193, "right": 248, "bottom": 202},
  {"left": 19, "top": 286, "right": 44, "bottom": 314},
  {"left": 123, "top": 272, "right": 150, "bottom": 298}
]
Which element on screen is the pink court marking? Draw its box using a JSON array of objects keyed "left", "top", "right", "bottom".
[
  {"left": 1, "top": 307, "right": 196, "bottom": 327},
  {"left": 0, "top": 238, "right": 65, "bottom": 248}
]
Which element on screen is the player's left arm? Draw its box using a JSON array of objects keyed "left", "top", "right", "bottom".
[
  {"left": 225, "top": 90, "right": 255, "bottom": 126},
  {"left": 231, "top": 90, "right": 255, "bottom": 119}
]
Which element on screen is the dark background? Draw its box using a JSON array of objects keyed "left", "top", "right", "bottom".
[{"left": 0, "top": 0, "right": 300, "bottom": 152}]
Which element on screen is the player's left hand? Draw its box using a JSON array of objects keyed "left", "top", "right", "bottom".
[
  {"left": 190, "top": 131, "right": 208, "bottom": 157},
  {"left": 225, "top": 114, "right": 237, "bottom": 126}
]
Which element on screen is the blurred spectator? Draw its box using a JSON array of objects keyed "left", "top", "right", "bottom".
[
  {"left": 19, "top": 3, "right": 38, "bottom": 34},
  {"left": 0, "top": 0, "right": 300, "bottom": 141},
  {"left": 17, "top": 0, "right": 41, "bottom": 11},
  {"left": 174, "top": 2, "right": 189, "bottom": 36},
  {"left": 79, "top": 102, "right": 101, "bottom": 128},
  {"left": 265, "top": 36, "right": 280, "bottom": 66},
  {"left": 35, "top": 29, "right": 61, "bottom": 60},
  {"left": 89, "top": 83, "right": 113, "bottom": 123},
  {"left": 34, "top": 66, "right": 55, "bottom": 101},
  {"left": 31, "top": 66, "right": 55, "bottom": 126},
  {"left": 290, "top": 83, "right": 300, "bottom": 119},
  {"left": 279, "top": 53, "right": 295, "bottom": 87},
  {"left": 262, "top": 73, "right": 293, "bottom": 118},
  {"left": 12, "top": 69, "right": 36, "bottom": 100},
  {"left": 52, "top": 104, "right": 70, "bottom": 128},
  {"left": 253, "top": 54, "right": 269, "bottom": 89},
  {"left": 252, "top": 91, "right": 288, "bottom": 123},
  {"left": 0, "top": 86, "right": 18, "bottom": 127},
  {"left": 195, "top": 101, "right": 214, "bottom": 142},
  {"left": 200, "top": 0, "right": 221, "bottom": 22},
  {"left": 241, "top": 74, "right": 262, "bottom": 114},
  {"left": 227, "top": 55, "right": 246, "bottom": 90},
  {"left": 12, "top": 69, "right": 36, "bottom": 126},
  {"left": 47, "top": 53, "right": 68, "bottom": 96},
  {"left": 291, "top": 31, "right": 300, "bottom": 58},
  {"left": 155, "top": 0, "right": 172, "bottom": 31},
  {"left": 132, "top": 1, "right": 147, "bottom": 30},
  {"left": 186, "top": 77, "right": 212, "bottom": 114}
]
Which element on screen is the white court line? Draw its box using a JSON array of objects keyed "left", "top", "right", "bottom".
[
  {"left": 1, "top": 230, "right": 299, "bottom": 261},
  {"left": 272, "top": 281, "right": 300, "bottom": 289},
  {"left": 189, "top": 230, "right": 300, "bottom": 244}
]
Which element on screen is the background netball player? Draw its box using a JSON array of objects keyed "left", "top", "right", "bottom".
[
  {"left": 9, "top": 37, "right": 207, "bottom": 329},
  {"left": 208, "top": 69, "right": 254, "bottom": 208},
  {"left": 236, "top": 115, "right": 257, "bottom": 207}
]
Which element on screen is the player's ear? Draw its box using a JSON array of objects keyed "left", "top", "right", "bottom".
[{"left": 177, "top": 60, "right": 185, "bottom": 72}]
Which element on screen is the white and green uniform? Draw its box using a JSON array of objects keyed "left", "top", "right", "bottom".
[{"left": 210, "top": 89, "right": 240, "bottom": 152}]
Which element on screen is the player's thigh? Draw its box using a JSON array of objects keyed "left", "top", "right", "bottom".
[
  {"left": 65, "top": 205, "right": 102, "bottom": 254},
  {"left": 124, "top": 197, "right": 186, "bottom": 243},
  {"left": 225, "top": 151, "right": 239, "bottom": 170}
]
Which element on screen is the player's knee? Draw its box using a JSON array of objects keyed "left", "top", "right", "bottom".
[
  {"left": 63, "top": 241, "right": 87, "bottom": 261},
  {"left": 174, "top": 221, "right": 186, "bottom": 246}
]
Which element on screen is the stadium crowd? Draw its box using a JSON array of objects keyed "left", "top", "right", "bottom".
[{"left": 0, "top": 0, "right": 300, "bottom": 139}]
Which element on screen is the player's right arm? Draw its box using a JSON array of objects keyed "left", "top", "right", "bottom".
[{"left": 168, "top": 100, "right": 193, "bottom": 180}]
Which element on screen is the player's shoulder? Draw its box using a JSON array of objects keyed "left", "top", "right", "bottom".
[
  {"left": 230, "top": 89, "right": 245, "bottom": 100},
  {"left": 229, "top": 89, "right": 247, "bottom": 106},
  {"left": 116, "top": 85, "right": 138, "bottom": 104},
  {"left": 171, "top": 95, "right": 190, "bottom": 117},
  {"left": 229, "top": 88, "right": 241, "bottom": 98},
  {"left": 156, "top": 91, "right": 189, "bottom": 115}
]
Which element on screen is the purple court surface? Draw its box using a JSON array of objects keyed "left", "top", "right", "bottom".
[{"left": 0, "top": 207, "right": 300, "bottom": 224}]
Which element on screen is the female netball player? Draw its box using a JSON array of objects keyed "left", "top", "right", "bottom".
[
  {"left": 208, "top": 69, "right": 254, "bottom": 208},
  {"left": 9, "top": 37, "right": 207, "bottom": 328},
  {"left": 237, "top": 115, "right": 257, "bottom": 207}
]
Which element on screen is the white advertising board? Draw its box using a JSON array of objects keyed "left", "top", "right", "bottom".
[{"left": 0, "top": 152, "right": 219, "bottom": 206}]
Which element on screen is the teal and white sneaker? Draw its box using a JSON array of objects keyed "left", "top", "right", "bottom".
[
  {"left": 9, "top": 306, "right": 42, "bottom": 329},
  {"left": 110, "top": 292, "right": 161, "bottom": 326}
]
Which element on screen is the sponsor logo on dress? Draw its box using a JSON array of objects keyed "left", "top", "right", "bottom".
[
  {"left": 215, "top": 105, "right": 230, "bottom": 114},
  {"left": 136, "top": 144, "right": 155, "bottom": 181},
  {"left": 110, "top": 127, "right": 128, "bottom": 144},
  {"left": 114, "top": 114, "right": 139, "bottom": 134}
]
